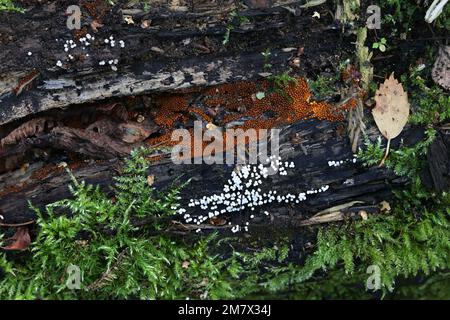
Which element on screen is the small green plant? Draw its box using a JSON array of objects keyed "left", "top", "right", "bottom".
[
  {"left": 254, "top": 72, "right": 298, "bottom": 101},
  {"left": 0, "top": 0, "right": 23, "bottom": 12},
  {"left": 372, "top": 37, "right": 387, "bottom": 52},
  {"left": 268, "top": 72, "right": 297, "bottom": 88},
  {"left": 308, "top": 75, "right": 339, "bottom": 100},
  {"left": 222, "top": 10, "right": 249, "bottom": 46}
]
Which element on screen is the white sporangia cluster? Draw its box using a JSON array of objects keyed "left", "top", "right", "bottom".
[
  {"left": 104, "top": 36, "right": 125, "bottom": 49},
  {"left": 79, "top": 34, "right": 93, "bottom": 49},
  {"left": 328, "top": 155, "right": 357, "bottom": 167},
  {"left": 55, "top": 34, "right": 125, "bottom": 72},
  {"left": 177, "top": 155, "right": 331, "bottom": 234},
  {"left": 63, "top": 39, "right": 77, "bottom": 52}
]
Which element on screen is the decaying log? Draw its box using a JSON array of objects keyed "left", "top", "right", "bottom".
[
  {"left": 0, "top": 0, "right": 351, "bottom": 126},
  {"left": 421, "top": 129, "right": 450, "bottom": 193},
  {"left": 0, "top": 117, "right": 425, "bottom": 234},
  {"left": 0, "top": 1, "right": 435, "bottom": 240}
]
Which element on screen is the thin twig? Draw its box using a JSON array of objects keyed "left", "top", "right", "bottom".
[{"left": 0, "top": 220, "right": 35, "bottom": 227}]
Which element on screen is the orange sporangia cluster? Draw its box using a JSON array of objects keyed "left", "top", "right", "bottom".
[
  {"left": 146, "top": 94, "right": 191, "bottom": 149},
  {"left": 81, "top": 0, "right": 110, "bottom": 20},
  {"left": 204, "top": 81, "right": 259, "bottom": 112},
  {"left": 153, "top": 94, "right": 189, "bottom": 128},
  {"left": 146, "top": 77, "right": 357, "bottom": 151},
  {"left": 216, "top": 77, "right": 356, "bottom": 129}
]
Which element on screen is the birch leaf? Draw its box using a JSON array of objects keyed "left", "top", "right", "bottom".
[
  {"left": 147, "top": 175, "right": 155, "bottom": 186},
  {"left": 372, "top": 73, "right": 409, "bottom": 166},
  {"left": 373, "top": 73, "right": 409, "bottom": 140}
]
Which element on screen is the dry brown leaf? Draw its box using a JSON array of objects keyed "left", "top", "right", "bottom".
[
  {"left": 432, "top": 46, "right": 449, "bottom": 90},
  {"left": 123, "top": 15, "right": 135, "bottom": 25},
  {"left": 313, "top": 201, "right": 364, "bottom": 217},
  {"left": 90, "top": 20, "right": 104, "bottom": 32},
  {"left": 297, "top": 211, "right": 344, "bottom": 226},
  {"left": 146, "top": 175, "right": 155, "bottom": 186},
  {"left": 373, "top": 73, "right": 410, "bottom": 165},
  {"left": 2, "top": 227, "right": 31, "bottom": 251},
  {"left": 379, "top": 201, "right": 391, "bottom": 213},
  {"left": 141, "top": 19, "right": 151, "bottom": 29},
  {"left": 359, "top": 210, "right": 368, "bottom": 220}
]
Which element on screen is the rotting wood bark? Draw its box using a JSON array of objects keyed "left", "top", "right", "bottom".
[
  {"left": 0, "top": 0, "right": 351, "bottom": 126},
  {"left": 421, "top": 129, "right": 450, "bottom": 193},
  {"left": 0, "top": 116, "right": 425, "bottom": 233},
  {"left": 0, "top": 0, "right": 436, "bottom": 239}
]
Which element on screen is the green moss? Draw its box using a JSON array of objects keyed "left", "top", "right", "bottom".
[
  {"left": 241, "top": 185, "right": 449, "bottom": 298},
  {"left": 0, "top": 148, "right": 237, "bottom": 299},
  {"left": 1, "top": 58, "right": 448, "bottom": 298},
  {"left": 339, "top": 53, "right": 450, "bottom": 298},
  {"left": 402, "top": 72, "right": 450, "bottom": 126},
  {"left": 0, "top": 0, "right": 23, "bottom": 12},
  {"left": 358, "top": 128, "right": 436, "bottom": 177}
]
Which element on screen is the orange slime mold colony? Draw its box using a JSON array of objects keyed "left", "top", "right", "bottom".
[{"left": 147, "top": 77, "right": 357, "bottom": 148}]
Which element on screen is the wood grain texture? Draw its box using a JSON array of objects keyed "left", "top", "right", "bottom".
[
  {"left": 0, "top": 118, "right": 424, "bottom": 231},
  {"left": 0, "top": 0, "right": 347, "bottom": 125}
]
